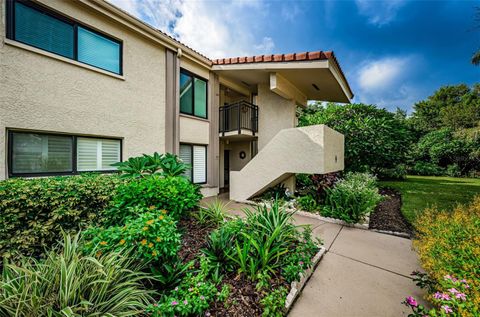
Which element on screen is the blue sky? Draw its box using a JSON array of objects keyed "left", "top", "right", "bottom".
[{"left": 110, "top": 0, "right": 479, "bottom": 112}]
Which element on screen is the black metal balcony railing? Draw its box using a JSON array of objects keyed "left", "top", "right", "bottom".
[{"left": 219, "top": 101, "right": 258, "bottom": 135}]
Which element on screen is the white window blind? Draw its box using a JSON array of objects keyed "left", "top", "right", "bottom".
[
  {"left": 193, "top": 145, "right": 206, "bottom": 183},
  {"left": 179, "top": 144, "right": 192, "bottom": 181},
  {"left": 77, "top": 138, "right": 120, "bottom": 171}
]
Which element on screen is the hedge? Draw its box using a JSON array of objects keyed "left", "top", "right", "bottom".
[{"left": 0, "top": 174, "right": 123, "bottom": 260}]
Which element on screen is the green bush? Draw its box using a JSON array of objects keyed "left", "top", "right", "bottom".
[
  {"left": 376, "top": 164, "right": 408, "bottom": 180},
  {"left": 446, "top": 164, "right": 462, "bottom": 177},
  {"left": 322, "top": 172, "right": 382, "bottom": 224},
  {"left": 146, "top": 266, "right": 229, "bottom": 317},
  {"left": 411, "top": 162, "right": 445, "bottom": 176},
  {"left": 0, "top": 174, "right": 123, "bottom": 260},
  {"left": 0, "top": 232, "right": 154, "bottom": 316},
  {"left": 260, "top": 286, "right": 288, "bottom": 317},
  {"left": 411, "top": 197, "right": 480, "bottom": 316},
  {"left": 83, "top": 208, "right": 181, "bottom": 262},
  {"left": 298, "top": 103, "right": 414, "bottom": 175},
  {"left": 106, "top": 175, "right": 202, "bottom": 224},
  {"left": 193, "top": 199, "right": 230, "bottom": 227},
  {"left": 296, "top": 195, "right": 317, "bottom": 212}
]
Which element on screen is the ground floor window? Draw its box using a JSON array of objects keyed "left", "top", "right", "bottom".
[
  {"left": 8, "top": 131, "right": 121, "bottom": 177},
  {"left": 179, "top": 144, "right": 207, "bottom": 184}
]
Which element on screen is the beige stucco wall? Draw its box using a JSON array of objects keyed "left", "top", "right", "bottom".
[
  {"left": 0, "top": 0, "right": 167, "bottom": 179},
  {"left": 179, "top": 116, "right": 210, "bottom": 144},
  {"left": 256, "top": 84, "right": 297, "bottom": 150}
]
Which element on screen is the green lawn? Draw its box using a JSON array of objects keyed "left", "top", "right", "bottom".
[{"left": 379, "top": 175, "right": 480, "bottom": 224}]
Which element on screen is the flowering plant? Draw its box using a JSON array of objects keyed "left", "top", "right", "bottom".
[
  {"left": 403, "top": 273, "right": 476, "bottom": 316},
  {"left": 83, "top": 207, "right": 180, "bottom": 261},
  {"left": 146, "top": 268, "right": 229, "bottom": 317}
]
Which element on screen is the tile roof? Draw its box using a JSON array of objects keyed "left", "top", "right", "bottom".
[
  {"left": 213, "top": 51, "right": 353, "bottom": 98},
  {"left": 212, "top": 50, "right": 333, "bottom": 65}
]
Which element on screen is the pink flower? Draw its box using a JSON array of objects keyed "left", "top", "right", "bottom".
[
  {"left": 455, "top": 293, "right": 466, "bottom": 301},
  {"left": 465, "top": 284, "right": 470, "bottom": 289},
  {"left": 188, "top": 288, "right": 193, "bottom": 292},
  {"left": 174, "top": 287, "right": 179, "bottom": 291},
  {"left": 183, "top": 300, "right": 188, "bottom": 305},
  {"left": 448, "top": 288, "right": 458, "bottom": 294},
  {"left": 200, "top": 295, "right": 205, "bottom": 300},
  {"left": 153, "top": 303, "right": 158, "bottom": 307},
  {"left": 434, "top": 292, "right": 442, "bottom": 299},
  {"left": 441, "top": 305, "right": 453, "bottom": 314},
  {"left": 406, "top": 296, "right": 418, "bottom": 307},
  {"left": 441, "top": 293, "right": 451, "bottom": 301},
  {"left": 171, "top": 301, "right": 178, "bottom": 306},
  {"left": 452, "top": 278, "right": 458, "bottom": 282},
  {"left": 299, "top": 261, "right": 304, "bottom": 266},
  {"left": 444, "top": 275, "right": 452, "bottom": 280},
  {"left": 460, "top": 279, "right": 467, "bottom": 284},
  {"left": 205, "top": 313, "right": 211, "bottom": 317}
]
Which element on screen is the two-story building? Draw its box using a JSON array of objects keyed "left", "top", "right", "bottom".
[{"left": 0, "top": 0, "right": 353, "bottom": 201}]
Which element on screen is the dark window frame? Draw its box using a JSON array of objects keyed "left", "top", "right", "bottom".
[
  {"left": 179, "top": 68, "right": 208, "bottom": 119},
  {"left": 179, "top": 143, "right": 207, "bottom": 185},
  {"left": 7, "top": 130, "right": 123, "bottom": 178},
  {"left": 6, "top": 0, "right": 123, "bottom": 75}
]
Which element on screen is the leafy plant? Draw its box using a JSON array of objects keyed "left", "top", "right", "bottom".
[
  {"left": 151, "top": 258, "right": 195, "bottom": 291},
  {"left": 112, "top": 152, "right": 191, "bottom": 178},
  {"left": 106, "top": 175, "right": 202, "bottom": 224},
  {"left": 296, "top": 195, "right": 317, "bottom": 212},
  {"left": 262, "top": 183, "right": 291, "bottom": 200},
  {"left": 322, "top": 172, "right": 382, "bottom": 224},
  {"left": 112, "top": 156, "right": 152, "bottom": 178},
  {"left": 146, "top": 269, "right": 229, "bottom": 317},
  {"left": 0, "top": 232, "right": 154, "bottom": 316},
  {"left": 260, "top": 286, "right": 288, "bottom": 317},
  {"left": 0, "top": 174, "right": 122, "bottom": 260},
  {"left": 194, "top": 199, "right": 230, "bottom": 226},
  {"left": 160, "top": 153, "right": 190, "bottom": 177},
  {"left": 83, "top": 208, "right": 181, "bottom": 262},
  {"left": 410, "top": 162, "right": 445, "bottom": 176},
  {"left": 413, "top": 197, "right": 480, "bottom": 316}
]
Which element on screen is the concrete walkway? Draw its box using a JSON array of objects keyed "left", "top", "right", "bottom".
[{"left": 201, "top": 195, "right": 427, "bottom": 317}]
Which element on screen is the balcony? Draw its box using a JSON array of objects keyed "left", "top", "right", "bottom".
[{"left": 219, "top": 101, "right": 258, "bottom": 139}]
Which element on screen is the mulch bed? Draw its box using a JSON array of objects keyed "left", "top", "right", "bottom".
[
  {"left": 177, "top": 216, "right": 291, "bottom": 317},
  {"left": 369, "top": 188, "right": 413, "bottom": 235}
]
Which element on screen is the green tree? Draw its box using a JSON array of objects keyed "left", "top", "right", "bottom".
[
  {"left": 298, "top": 103, "right": 414, "bottom": 177},
  {"left": 410, "top": 84, "right": 480, "bottom": 132}
]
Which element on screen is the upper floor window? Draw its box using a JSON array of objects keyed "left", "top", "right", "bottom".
[
  {"left": 180, "top": 69, "right": 207, "bottom": 118},
  {"left": 7, "top": 0, "right": 122, "bottom": 74}
]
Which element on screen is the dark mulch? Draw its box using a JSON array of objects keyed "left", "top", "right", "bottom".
[
  {"left": 208, "top": 273, "right": 289, "bottom": 317},
  {"left": 369, "top": 188, "right": 413, "bottom": 236},
  {"left": 177, "top": 217, "right": 215, "bottom": 263}
]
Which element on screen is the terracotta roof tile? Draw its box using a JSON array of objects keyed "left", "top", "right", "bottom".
[{"left": 212, "top": 50, "right": 352, "bottom": 99}]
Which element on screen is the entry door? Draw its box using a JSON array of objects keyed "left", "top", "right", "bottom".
[{"left": 224, "top": 150, "right": 230, "bottom": 187}]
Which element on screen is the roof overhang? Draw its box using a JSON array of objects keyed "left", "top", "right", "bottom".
[{"left": 212, "top": 59, "right": 354, "bottom": 104}]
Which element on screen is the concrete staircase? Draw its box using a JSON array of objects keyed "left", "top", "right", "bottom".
[{"left": 229, "top": 124, "right": 344, "bottom": 202}]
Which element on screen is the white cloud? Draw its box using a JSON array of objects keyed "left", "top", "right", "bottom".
[
  {"left": 355, "top": 0, "right": 406, "bottom": 26},
  {"left": 354, "top": 56, "right": 422, "bottom": 111},
  {"left": 281, "top": 4, "right": 301, "bottom": 22},
  {"left": 108, "top": 0, "right": 274, "bottom": 59}
]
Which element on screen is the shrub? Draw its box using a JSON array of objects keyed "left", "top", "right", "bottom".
[
  {"left": 377, "top": 164, "right": 408, "bottom": 180},
  {"left": 113, "top": 152, "right": 190, "bottom": 178},
  {"left": 260, "top": 286, "right": 288, "bottom": 317},
  {"left": 410, "top": 161, "right": 445, "bottom": 176},
  {"left": 83, "top": 208, "right": 181, "bottom": 262},
  {"left": 106, "top": 175, "right": 202, "bottom": 224},
  {"left": 412, "top": 197, "right": 480, "bottom": 315},
  {"left": 0, "top": 232, "right": 154, "bottom": 316},
  {"left": 296, "top": 195, "right": 317, "bottom": 212},
  {"left": 146, "top": 268, "right": 229, "bottom": 317},
  {"left": 194, "top": 199, "right": 230, "bottom": 227},
  {"left": 447, "top": 163, "right": 462, "bottom": 177},
  {"left": 0, "top": 174, "right": 122, "bottom": 260},
  {"left": 322, "top": 172, "right": 382, "bottom": 223},
  {"left": 298, "top": 103, "right": 414, "bottom": 174}
]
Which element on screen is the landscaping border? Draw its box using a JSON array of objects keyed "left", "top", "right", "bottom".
[
  {"left": 295, "top": 210, "right": 369, "bottom": 230},
  {"left": 285, "top": 246, "right": 327, "bottom": 312}
]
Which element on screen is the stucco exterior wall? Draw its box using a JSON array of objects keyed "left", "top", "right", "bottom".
[
  {"left": 0, "top": 0, "right": 167, "bottom": 179},
  {"left": 256, "top": 84, "right": 297, "bottom": 150},
  {"left": 179, "top": 116, "right": 210, "bottom": 145}
]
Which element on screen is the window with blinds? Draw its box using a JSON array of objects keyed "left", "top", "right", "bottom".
[
  {"left": 8, "top": 131, "right": 121, "bottom": 177},
  {"left": 179, "top": 144, "right": 207, "bottom": 184},
  {"left": 7, "top": 0, "right": 122, "bottom": 74},
  {"left": 77, "top": 138, "right": 121, "bottom": 171}
]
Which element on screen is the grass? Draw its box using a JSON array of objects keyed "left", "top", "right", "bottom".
[{"left": 379, "top": 175, "right": 480, "bottom": 224}]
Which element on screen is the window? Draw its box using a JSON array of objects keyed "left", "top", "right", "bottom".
[
  {"left": 180, "top": 70, "right": 207, "bottom": 118},
  {"left": 179, "top": 144, "right": 207, "bottom": 184},
  {"left": 8, "top": 131, "right": 121, "bottom": 176},
  {"left": 7, "top": 0, "right": 122, "bottom": 74}
]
